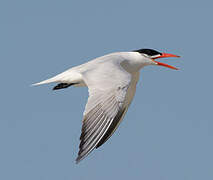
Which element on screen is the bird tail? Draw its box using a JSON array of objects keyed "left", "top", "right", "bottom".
[
  {"left": 32, "top": 69, "right": 83, "bottom": 87},
  {"left": 32, "top": 76, "right": 59, "bottom": 86}
]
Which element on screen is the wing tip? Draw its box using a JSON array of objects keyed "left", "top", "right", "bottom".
[
  {"left": 75, "top": 157, "right": 81, "bottom": 164},
  {"left": 75, "top": 154, "right": 86, "bottom": 164}
]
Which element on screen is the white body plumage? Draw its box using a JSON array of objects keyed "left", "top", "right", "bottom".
[{"left": 33, "top": 50, "right": 179, "bottom": 163}]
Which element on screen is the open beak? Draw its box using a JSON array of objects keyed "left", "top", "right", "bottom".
[{"left": 152, "top": 53, "right": 180, "bottom": 70}]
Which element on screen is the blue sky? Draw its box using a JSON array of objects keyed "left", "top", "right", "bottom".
[{"left": 1, "top": 0, "right": 213, "bottom": 179}]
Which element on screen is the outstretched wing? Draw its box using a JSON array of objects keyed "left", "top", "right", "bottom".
[{"left": 76, "top": 62, "right": 132, "bottom": 163}]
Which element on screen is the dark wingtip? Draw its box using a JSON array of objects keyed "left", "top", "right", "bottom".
[
  {"left": 75, "top": 158, "right": 80, "bottom": 164},
  {"left": 75, "top": 156, "right": 83, "bottom": 164}
]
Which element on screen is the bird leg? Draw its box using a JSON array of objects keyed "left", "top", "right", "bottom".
[{"left": 53, "top": 83, "right": 76, "bottom": 90}]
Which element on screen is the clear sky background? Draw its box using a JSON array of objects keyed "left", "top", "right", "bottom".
[{"left": 1, "top": 0, "right": 213, "bottom": 179}]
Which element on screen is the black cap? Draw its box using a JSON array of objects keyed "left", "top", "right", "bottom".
[{"left": 133, "top": 49, "right": 162, "bottom": 56}]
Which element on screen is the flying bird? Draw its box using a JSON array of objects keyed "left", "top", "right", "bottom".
[{"left": 33, "top": 48, "right": 179, "bottom": 163}]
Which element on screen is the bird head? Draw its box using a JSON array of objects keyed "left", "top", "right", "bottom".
[{"left": 134, "top": 49, "right": 180, "bottom": 70}]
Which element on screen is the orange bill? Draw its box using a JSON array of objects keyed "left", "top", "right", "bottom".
[{"left": 153, "top": 52, "right": 180, "bottom": 70}]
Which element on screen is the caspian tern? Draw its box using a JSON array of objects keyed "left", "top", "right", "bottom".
[{"left": 33, "top": 48, "right": 179, "bottom": 163}]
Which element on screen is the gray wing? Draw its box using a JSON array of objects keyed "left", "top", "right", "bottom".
[{"left": 76, "top": 62, "right": 132, "bottom": 163}]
